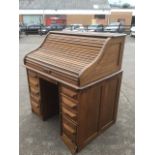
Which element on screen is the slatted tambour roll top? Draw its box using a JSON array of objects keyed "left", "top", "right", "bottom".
[{"left": 24, "top": 31, "right": 126, "bottom": 87}]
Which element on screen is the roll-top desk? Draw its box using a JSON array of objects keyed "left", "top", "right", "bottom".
[{"left": 24, "top": 31, "right": 126, "bottom": 154}]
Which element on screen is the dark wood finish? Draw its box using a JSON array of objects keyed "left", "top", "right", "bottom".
[{"left": 24, "top": 32, "right": 125, "bottom": 154}]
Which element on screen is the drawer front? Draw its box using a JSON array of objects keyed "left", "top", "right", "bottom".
[
  {"left": 30, "top": 86, "right": 40, "bottom": 96},
  {"left": 62, "top": 116, "right": 77, "bottom": 143},
  {"left": 31, "top": 96, "right": 41, "bottom": 115},
  {"left": 31, "top": 94, "right": 40, "bottom": 102},
  {"left": 63, "top": 123, "right": 76, "bottom": 142},
  {"left": 60, "top": 86, "right": 78, "bottom": 99},
  {"left": 62, "top": 107, "right": 77, "bottom": 122},
  {"left": 61, "top": 95, "right": 77, "bottom": 109},
  {"left": 32, "top": 105, "right": 41, "bottom": 115},
  {"left": 31, "top": 100, "right": 40, "bottom": 109},
  {"left": 61, "top": 134, "right": 77, "bottom": 154},
  {"left": 29, "top": 76, "right": 39, "bottom": 87}
]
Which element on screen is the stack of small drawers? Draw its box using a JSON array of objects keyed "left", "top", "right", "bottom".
[
  {"left": 60, "top": 86, "right": 79, "bottom": 153},
  {"left": 27, "top": 70, "right": 41, "bottom": 116}
]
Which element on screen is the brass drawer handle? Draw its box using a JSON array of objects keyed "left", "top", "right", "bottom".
[
  {"left": 63, "top": 123, "right": 76, "bottom": 134},
  {"left": 62, "top": 108, "right": 76, "bottom": 118}
]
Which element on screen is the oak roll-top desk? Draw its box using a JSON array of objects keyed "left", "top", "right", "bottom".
[{"left": 24, "top": 31, "right": 126, "bottom": 154}]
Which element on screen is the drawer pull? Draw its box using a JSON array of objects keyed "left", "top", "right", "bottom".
[
  {"left": 62, "top": 108, "right": 76, "bottom": 118},
  {"left": 63, "top": 123, "right": 76, "bottom": 134}
]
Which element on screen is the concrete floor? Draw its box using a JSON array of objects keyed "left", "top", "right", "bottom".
[{"left": 19, "top": 34, "right": 135, "bottom": 155}]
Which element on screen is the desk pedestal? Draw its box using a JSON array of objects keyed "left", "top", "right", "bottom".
[{"left": 27, "top": 69, "right": 122, "bottom": 154}]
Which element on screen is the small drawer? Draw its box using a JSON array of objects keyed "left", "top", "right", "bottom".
[
  {"left": 31, "top": 100, "right": 40, "bottom": 109},
  {"left": 62, "top": 116, "right": 77, "bottom": 132},
  {"left": 31, "top": 94, "right": 40, "bottom": 103},
  {"left": 61, "top": 95, "right": 77, "bottom": 109},
  {"left": 29, "top": 77, "right": 39, "bottom": 87},
  {"left": 62, "top": 107, "right": 77, "bottom": 122},
  {"left": 32, "top": 106, "right": 41, "bottom": 116},
  {"left": 61, "top": 134, "right": 77, "bottom": 154},
  {"left": 60, "top": 86, "right": 78, "bottom": 99},
  {"left": 30, "top": 87, "right": 40, "bottom": 95},
  {"left": 63, "top": 123, "right": 76, "bottom": 142},
  {"left": 62, "top": 116, "right": 77, "bottom": 143}
]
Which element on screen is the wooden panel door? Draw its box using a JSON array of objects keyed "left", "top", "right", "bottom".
[
  {"left": 99, "top": 73, "right": 122, "bottom": 131},
  {"left": 78, "top": 85, "right": 101, "bottom": 150}
]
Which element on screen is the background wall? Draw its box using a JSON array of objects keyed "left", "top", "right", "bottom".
[
  {"left": 66, "top": 15, "right": 94, "bottom": 25},
  {"left": 19, "top": 12, "right": 133, "bottom": 27},
  {"left": 110, "top": 12, "right": 132, "bottom": 25}
]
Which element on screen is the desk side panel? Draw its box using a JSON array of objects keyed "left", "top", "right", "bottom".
[
  {"left": 79, "top": 36, "right": 125, "bottom": 86},
  {"left": 77, "top": 85, "right": 101, "bottom": 150},
  {"left": 99, "top": 72, "right": 122, "bottom": 132}
]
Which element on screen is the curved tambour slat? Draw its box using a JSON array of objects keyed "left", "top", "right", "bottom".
[
  {"left": 28, "top": 53, "right": 86, "bottom": 73},
  {"left": 33, "top": 50, "right": 93, "bottom": 66},
  {"left": 41, "top": 44, "right": 99, "bottom": 56},
  {"left": 47, "top": 34, "right": 106, "bottom": 47},
  {"left": 43, "top": 39, "right": 102, "bottom": 51},
  {"left": 30, "top": 52, "right": 88, "bottom": 69},
  {"left": 24, "top": 31, "right": 126, "bottom": 87},
  {"left": 79, "top": 38, "right": 111, "bottom": 76},
  {"left": 42, "top": 41, "right": 101, "bottom": 54},
  {"left": 39, "top": 46, "right": 98, "bottom": 62},
  {"left": 27, "top": 33, "right": 107, "bottom": 75}
]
